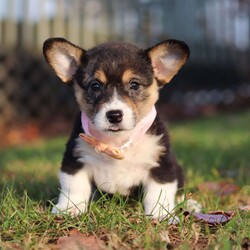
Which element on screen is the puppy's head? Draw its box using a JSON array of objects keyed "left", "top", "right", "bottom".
[{"left": 43, "top": 38, "right": 189, "bottom": 134}]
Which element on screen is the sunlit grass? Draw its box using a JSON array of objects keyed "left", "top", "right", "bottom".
[
  {"left": 169, "top": 110, "right": 250, "bottom": 186},
  {"left": 0, "top": 110, "right": 250, "bottom": 249}
]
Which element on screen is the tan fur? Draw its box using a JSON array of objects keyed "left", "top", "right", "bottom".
[
  {"left": 73, "top": 84, "right": 87, "bottom": 111},
  {"left": 137, "top": 79, "right": 159, "bottom": 119},
  {"left": 124, "top": 96, "right": 139, "bottom": 118},
  {"left": 121, "top": 70, "right": 159, "bottom": 120},
  {"left": 122, "top": 69, "right": 134, "bottom": 83},
  {"left": 148, "top": 43, "right": 188, "bottom": 84},
  {"left": 45, "top": 40, "right": 83, "bottom": 83},
  {"left": 94, "top": 70, "right": 107, "bottom": 84}
]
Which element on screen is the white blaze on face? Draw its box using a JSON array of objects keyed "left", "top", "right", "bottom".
[{"left": 93, "top": 91, "right": 135, "bottom": 132}]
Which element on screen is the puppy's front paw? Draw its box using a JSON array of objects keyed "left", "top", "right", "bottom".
[
  {"left": 51, "top": 201, "right": 87, "bottom": 217},
  {"left": 150, "top": 209, "right": 179, "bottom": 224},
  {"left": 167, "top": 216, "right": 180, "bottom": 225}
]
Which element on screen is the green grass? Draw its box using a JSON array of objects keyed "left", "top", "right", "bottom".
[
  {"left": 170, "top": 110, "right": 250, "bottom": 187},
  {"left": 1, "top": 110, "right": 250, "bottom": 249}
]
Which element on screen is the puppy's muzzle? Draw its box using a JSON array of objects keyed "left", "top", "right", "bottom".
[{"left": 106, "top": 110, "right": 123, "bottom": 124}]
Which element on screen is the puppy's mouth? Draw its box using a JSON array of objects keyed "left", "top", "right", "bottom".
[{"left": 106, "top": 126, "right": 127, "bottom": 133}]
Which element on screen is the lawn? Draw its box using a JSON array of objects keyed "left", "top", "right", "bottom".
[{"left": 0, "top": 110, "right": 250, "bottom": 249}]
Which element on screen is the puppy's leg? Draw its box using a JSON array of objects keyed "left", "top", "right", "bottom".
[
  {"left": 143, "top": 179, "right": 178, "bottom": 221},
  {"left": 52, "top": 169, "right": 91, "bottom": 216}
]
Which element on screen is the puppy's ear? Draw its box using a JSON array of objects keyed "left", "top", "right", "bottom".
[
  {"left": 147, "top": 40, "right": 189, "bottom": 85},
  {"left": 43, "top": 38, "right": 85, "bottom": 83}
]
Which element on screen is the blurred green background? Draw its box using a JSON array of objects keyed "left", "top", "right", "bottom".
[{"left": 0, "top": 0, "right": 249, "bottom": 147}]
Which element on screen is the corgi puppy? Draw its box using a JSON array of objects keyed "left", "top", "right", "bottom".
[{"left": 43, "top": 38, "right": 189, "bottom": 221}]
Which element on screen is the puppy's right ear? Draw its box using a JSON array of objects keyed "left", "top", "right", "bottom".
[{"left": 43, "top": 38, "right": 85, "bottom": 83}]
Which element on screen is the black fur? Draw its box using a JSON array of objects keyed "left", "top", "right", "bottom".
[
  {"left": 148, "top": 112, "right": 184, "bottom": 188},
  {"left": 61, "top": 113, "right": 83, "bottom": 175},
  {"left": 61, "top": 110, "right": 184, "bottom": 189}
]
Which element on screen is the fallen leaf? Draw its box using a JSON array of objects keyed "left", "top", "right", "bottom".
[
  {"left": 184, "top": 210, "right": 235, "bottom": 225},
  {"left": 237, "top": 194, "right": 250, "bottom": 206},
  {"left": 0, "top": 242, "right": 21, "bottom": 249},
  {"left": 239, "top": 205, "right": 250, "bottom": 211},
  {"left": 198, "top": 181, "right": 240, "bottom": 195},
  {"left": 56, "top": 229, "right": 106, "bottom": 250}
]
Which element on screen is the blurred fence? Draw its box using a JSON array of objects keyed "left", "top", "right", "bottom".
[
  {"left": 1, "top": 0, "right": 250, "bottom": 62},
  {"left": 0, "top": 0, "right": 250, "bottom": 140}
]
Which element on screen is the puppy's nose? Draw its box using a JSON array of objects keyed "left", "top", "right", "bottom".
[{"left": 106, "top": 110, "right": 123, "bottom": 124}]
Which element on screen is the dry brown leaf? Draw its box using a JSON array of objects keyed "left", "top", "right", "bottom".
[
  {"left": 198, "top": 181, "right": 240, "bottom": 195},
  {"left": 0, "top": 242, "right": 21, "bottom": 250},
  {"left": 239, "top": 205, "right": 250, "bottom": 211},
  {"left": 56, "top": 229, "right": 107, "bottom": 250},
  {"left": 237, "top": 194, "right": 250, "bottom": 206}
]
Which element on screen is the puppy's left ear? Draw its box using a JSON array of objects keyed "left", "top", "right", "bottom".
[{"left": 147, "top": 39, "right": 190, "bottom": 85}]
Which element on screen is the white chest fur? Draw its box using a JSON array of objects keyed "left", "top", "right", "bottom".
[{"left": 74, "top": 133, "right": 165, "bottom": 195}]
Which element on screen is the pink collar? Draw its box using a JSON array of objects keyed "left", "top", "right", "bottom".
[{"left": 80, "top": 106, "right": 157, "bottom": 156}]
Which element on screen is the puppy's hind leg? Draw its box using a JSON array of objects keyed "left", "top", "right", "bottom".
[{"left": 52, "top": 169, "right": 91, "bottom": 216}]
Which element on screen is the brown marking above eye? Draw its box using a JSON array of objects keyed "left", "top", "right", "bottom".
[
  {"left": 122, "top": 69, "right": 146, "bottom": 89},
  {"left": 94, "top": 70, "right": 107, "bottom": 84},
  {"left": 122, "top": 69, "right": 136, "bottom": 84}
]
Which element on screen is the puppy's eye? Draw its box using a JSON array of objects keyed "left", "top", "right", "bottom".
[
  {"left": 130, "top": 81, "right": 140, "bottom": 90},
  {"left": 89, "top": 81, "right": 101, "bottom": 92}
]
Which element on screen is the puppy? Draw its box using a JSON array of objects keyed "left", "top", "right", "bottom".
[{"left": 43, "top": 38, "right": 189, "bottom": 221}]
